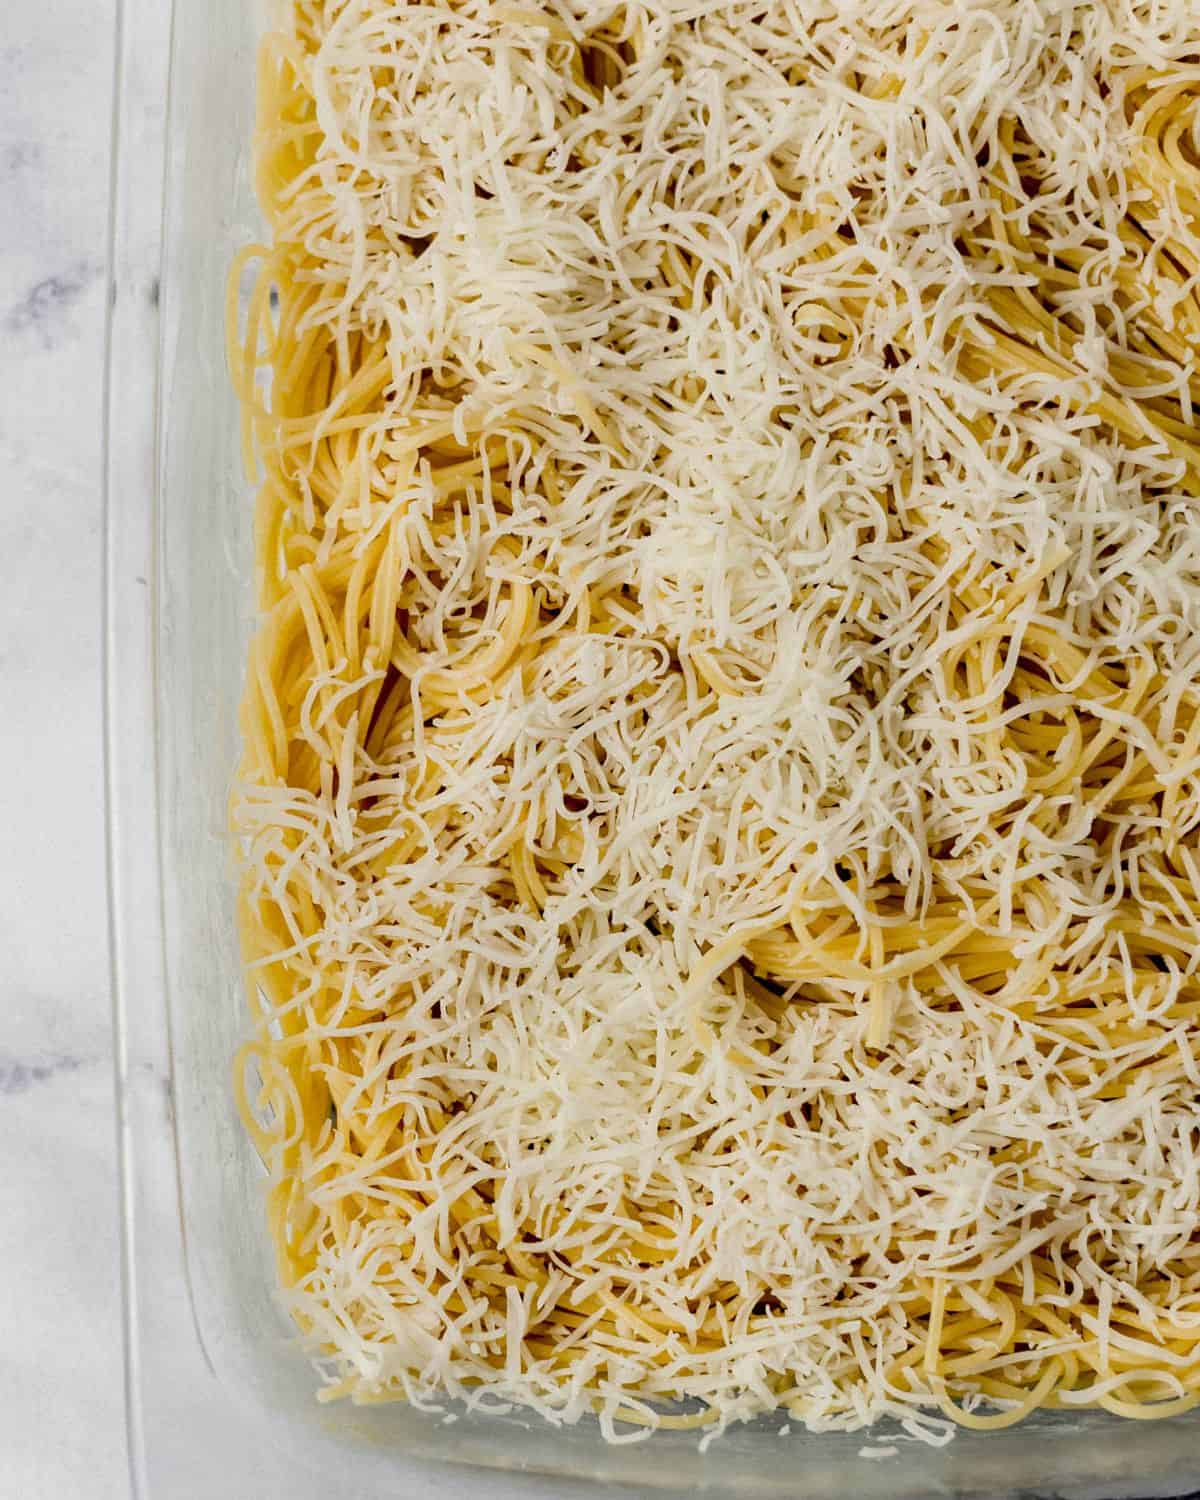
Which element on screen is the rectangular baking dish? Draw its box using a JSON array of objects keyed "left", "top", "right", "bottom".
[{"left": 104, "top": 0, "right": 1200, "bottom": 1493}]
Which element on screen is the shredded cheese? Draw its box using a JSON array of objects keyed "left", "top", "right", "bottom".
[{"left": 233, "top": 0, "right": 1200, "bottom": 1444}]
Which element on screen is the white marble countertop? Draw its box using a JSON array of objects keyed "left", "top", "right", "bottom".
[{"left": 3, "top": 1, "right": 125, "bottom": 1495}]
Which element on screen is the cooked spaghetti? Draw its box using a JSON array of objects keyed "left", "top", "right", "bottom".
[{"left": 231, "top": 0, "right": 1200, "bottom": 1441}]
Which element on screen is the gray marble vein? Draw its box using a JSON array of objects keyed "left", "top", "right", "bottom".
[
  {"left": 0, "top": 1052, "right": 88, "bottom": 1095},
  {"left": 3, "top": 260, "right": 102, "bottom": 343}
]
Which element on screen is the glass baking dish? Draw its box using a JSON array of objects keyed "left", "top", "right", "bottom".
[{"left": 103, "top": 0, "right": 1200, "bottom": 1494}]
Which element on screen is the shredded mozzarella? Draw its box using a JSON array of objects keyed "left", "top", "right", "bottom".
[{"left": 233, "top": 0, "right": 1200, "bottom": 1442}]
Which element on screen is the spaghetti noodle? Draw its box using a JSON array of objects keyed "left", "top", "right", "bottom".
[{"left": 232, "top": 0, "right": 1200, "bottom": 1441}]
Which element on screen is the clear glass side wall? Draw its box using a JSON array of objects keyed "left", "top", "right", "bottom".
[{"left": 106, "top": 0, "right": 1200, "bottom": 1495}]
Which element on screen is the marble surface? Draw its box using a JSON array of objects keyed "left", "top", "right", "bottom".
[{"left": 2, "top": 1, "right": 125, "bottom": 1497}]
